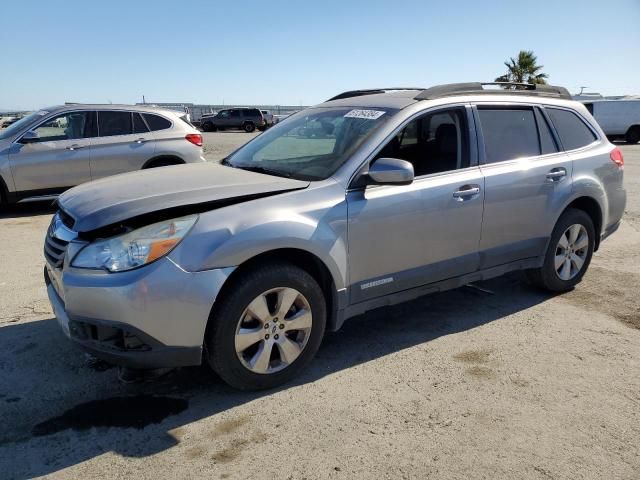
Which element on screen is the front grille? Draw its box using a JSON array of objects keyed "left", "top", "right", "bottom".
[
  {"left": 44, "top": 211, "right": 76, "bottom": 268},
  {"left": 44, "top": 234, "right": 69, "bottom": 268}
]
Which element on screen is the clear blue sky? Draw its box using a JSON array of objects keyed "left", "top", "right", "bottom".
[{"left": 1, "top": 0, "right": 639, "bottom": 110}]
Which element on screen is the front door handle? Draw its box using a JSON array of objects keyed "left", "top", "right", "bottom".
[
  {"left": 453, "top": 184, "right": 481, "bottom": 201},
  {"left": 546, "top": 168, "right": 567, "bottom": 182},
  {"left": 134, "top": 138, "right": 146, "bottom": 144},
  {"left": 66, "top": 144, "right": 85, "bottom": 151}
]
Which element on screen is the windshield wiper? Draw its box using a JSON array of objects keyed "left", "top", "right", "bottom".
[
  {"left": 234, "top": 165, "right": 292, "bottom": 178},
  {"left": 220, "top": 157, "right": 232, "bottom": 167}
]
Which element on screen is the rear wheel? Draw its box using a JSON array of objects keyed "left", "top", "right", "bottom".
[
  {"left": 626, "top": 126, "right": 640, "bottom": 144},
  {"left": 206, "top": 263, "right": 326, "bottom": 390},
  {"left": 526, "top": 208, "right": 595, "bottom": 292},
  {"left": 243, "top": 122, "right": 256, "bottom": 133}
]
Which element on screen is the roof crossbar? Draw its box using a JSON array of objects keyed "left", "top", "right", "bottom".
[
  {"left": 414, "top": 82, "right": 572, "bottom": 100},
  {"left": 327, "top": 88, "right": 425, "bottom": 102}
]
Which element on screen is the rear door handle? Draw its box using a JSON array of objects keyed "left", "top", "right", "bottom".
[
  {"left": 66, "top": 144, "right": 85, "bottom": 151},
  {"left": 134, "top": 138, "right": 146, "bottom": 144},
  {"left": 546, "top": 168, "right": 567, "bottom": 182},
  {"left": 453, "top": 184, "right": 481, "bottom": 200}
]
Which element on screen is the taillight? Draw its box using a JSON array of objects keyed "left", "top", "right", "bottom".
[
  {"left": 185, "top": 133, "right": 203, "bottom": 147},
  {"left": 610, "top": 147, "right": 624, "bottom": 167}
]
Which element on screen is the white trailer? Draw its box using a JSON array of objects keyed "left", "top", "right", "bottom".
[{"left": 583, "top": 99, "right": 640, "bottom": 144}]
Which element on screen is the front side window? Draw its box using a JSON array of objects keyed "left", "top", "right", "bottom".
[
  {"left": 547, "top": 107, "right": 597, "bottom": 151},
  {"left": 374, "top": 107, "right": 469, "bottom": 176},
  {"left": 477, "top": 108, "right": 540, "bottom": 163},
  {"left": 30, "top": 111, "right": 93, "bottom": 141},
  {"left": 98, "top": 111, "right": 132, "bottom": 137},
  {"left": 226, "top": 107, "right": 396, "bottom": 181}
]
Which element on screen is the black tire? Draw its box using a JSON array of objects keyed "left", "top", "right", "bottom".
[
  {"left": 526, "top": 208, "right": 595, "bottom": 292},
  {"left": 206, "top": 262, "right": 326, "bottom": 390},
  {"left": 243, "top": 122, "right": 256, "bottom": 133},
  {"left": 202, "top": 122, "right": 214, "bottom": 132},
  {"left": 625, "top": 126, "right": 640, "bottom": 144}
]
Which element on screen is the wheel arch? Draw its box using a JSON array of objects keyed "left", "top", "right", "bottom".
[
  {"left": 560, "top": 196, "right": 603, "bottom": 251},
  {"left": 209, "top": 248, "right": 342, "bottom": 333},
  {"left": 142, "top": 155, "right": 185, "bottom": 169}
]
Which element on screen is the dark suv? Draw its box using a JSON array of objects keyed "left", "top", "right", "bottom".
[{"left": 201, "top": 108, "right": 266, "bottom": 133}]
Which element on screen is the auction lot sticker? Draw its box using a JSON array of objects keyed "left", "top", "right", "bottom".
[{"left": 344, "top": 109, "right": 386, "bottom": 120}]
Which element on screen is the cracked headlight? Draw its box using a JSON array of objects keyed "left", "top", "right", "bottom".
[{"left": 72, "top": 215, "right": 198, "bottom": 272}]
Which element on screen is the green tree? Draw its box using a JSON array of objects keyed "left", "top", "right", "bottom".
[{"left": 495, "top": 50, "right": 548, "bottom": 85}]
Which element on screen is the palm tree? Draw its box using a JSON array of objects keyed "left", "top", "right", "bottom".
[{"left": 495, "top": 50, "right": 548, "bottom": 86}]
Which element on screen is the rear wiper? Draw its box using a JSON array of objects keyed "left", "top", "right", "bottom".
[{"left": 235, "top": 165, "right": 292, "bottom": 178}]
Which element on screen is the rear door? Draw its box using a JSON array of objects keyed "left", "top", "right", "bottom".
[
  {"left": 8, "top": 110, "right": 94, "bottom": 193},
  {"left": 474, "top": 104, "right": 573, "bottom": 268},
  {"left": 89, "top": 110, "right": 156, "bottom": 179}
]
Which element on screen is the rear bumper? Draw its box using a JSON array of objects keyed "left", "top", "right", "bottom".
[{"left": 45, "top": 258, "right": 234, "bottom": 369}]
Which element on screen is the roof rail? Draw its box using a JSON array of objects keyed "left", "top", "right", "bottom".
[
  {"left": 327, "top": 88, "right": 425, "bottom": 102},
  {"left": 414, "top": 82, "right": 572, "bottom": 101}
]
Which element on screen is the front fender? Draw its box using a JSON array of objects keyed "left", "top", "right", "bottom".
[{"left": 168, "top": 185, "right": 349, "bottom": 290}]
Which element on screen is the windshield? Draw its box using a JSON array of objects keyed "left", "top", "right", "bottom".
[
  {"left": 0, "top": 111, "right": 49, "bottom": 140},
  {"left": 226, "top": 106, "right": 396, "bottom": 180}
]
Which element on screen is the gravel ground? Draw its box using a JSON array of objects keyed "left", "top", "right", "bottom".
[{"left": 0, "top": 136, "right": 638, "bottom": 480}]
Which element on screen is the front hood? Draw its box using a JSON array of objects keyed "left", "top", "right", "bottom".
[{"left": 58, "top": 163, "right": 309, "bottom": 233}]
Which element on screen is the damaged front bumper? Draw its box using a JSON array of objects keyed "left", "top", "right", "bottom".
[{"left": 45, "top": 257, "right": 234, "bottom": 369}]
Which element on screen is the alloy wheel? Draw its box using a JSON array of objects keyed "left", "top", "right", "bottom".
[
  {"left": 554, "top": 224, "right": 589, "bottom": 281},
  {"left": 234, "top": 287, "right": 313, "bottom": 374}
]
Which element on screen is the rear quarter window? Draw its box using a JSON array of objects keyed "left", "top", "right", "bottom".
[
  {"left": 143, "top": 113, "right": 172, "bottom": 131},
  {"left": 547, "top": 107, "right": 597, "bottom": 151}
]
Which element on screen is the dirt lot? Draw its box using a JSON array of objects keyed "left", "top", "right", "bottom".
[{"left": 0, "top": 134, "right": 639, "bottom": 479}]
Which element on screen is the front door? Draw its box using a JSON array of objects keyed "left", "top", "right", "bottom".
[
  {"left": 89, "top": 110, "right": 156, "bottom": 179},
  {"left": 473, "top": 104, "right": 573, "bottom": 268},
  {"left": 9, "top": 111, "right": 94, "bottom": 193},
  {"left": 347, "top": 106, "right": 485, "bottom": 303}
]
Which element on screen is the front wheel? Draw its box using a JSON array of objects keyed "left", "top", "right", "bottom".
[
  {"left": 206, "top": 263, "right": 326, "bottom": 390},
  {"left": 526, "top": 208, "right": 595, "bottom": 292}
]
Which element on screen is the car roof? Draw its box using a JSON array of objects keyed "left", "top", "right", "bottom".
[
  {"left": 41, "top": 104, "right": 183, "bottom": 116},
  {"left": 320, "top": 90, "right": 421, "bottom": 109},
  {"left": 320, "top": 83, "right": 575, "bottom": 110}
]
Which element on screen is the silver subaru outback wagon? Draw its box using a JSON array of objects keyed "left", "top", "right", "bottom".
[
  {"left": 0, "top": 104, "right": 205, "bottom": 205},
  {"left": 44, "top": 83, "right": 626, "bottom": 390}
]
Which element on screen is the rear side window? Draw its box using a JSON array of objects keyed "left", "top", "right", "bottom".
[
  {"left": 98, "top": 111, "right": 132, "bottom": 137},
  {"left": 534, "top": 109, "right": 558, "bottom": 155},
  {"left": 477, "top": 108, "right": 540, "bottom": 163},
  {"left": 133, "top": 113, "right": 149, "bottom": 133},
  {"left": 547, "top": 108, "right": 597, "bottom": 151},
  {"left": 143, "top": 113, "right": 172, "bottom": 131}
]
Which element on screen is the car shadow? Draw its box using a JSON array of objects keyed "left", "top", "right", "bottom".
[
  {"left": 0, "top": 201, "right": 57, "bottom": 219},
  {"left": 0, "top": 272, "right": 555, "bottom": 478}
]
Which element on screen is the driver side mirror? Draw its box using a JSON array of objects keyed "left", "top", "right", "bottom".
[
  {"left": 367, "top": 158, "right": 414, "bottom": 186},
  {"left": 19, "top": 130, "right": 40, "bottom": 144}
]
